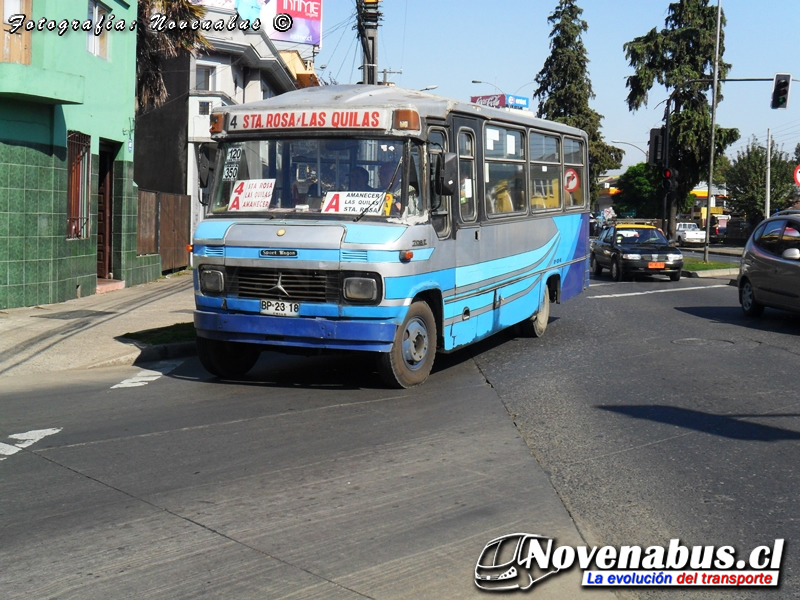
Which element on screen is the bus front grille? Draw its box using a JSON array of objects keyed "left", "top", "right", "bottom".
[{"left": 227, "top": 267, "right": 338, "bottom": 302}]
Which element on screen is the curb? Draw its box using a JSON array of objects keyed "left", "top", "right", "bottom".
[
  {"left": 682, "top": 268, "right": 740, "bottom": 279},
  {"left": 88, "top": 341, "right": 197, "bottom": 370}
]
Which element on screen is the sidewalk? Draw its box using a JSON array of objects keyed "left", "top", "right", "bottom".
[{"left": 0, "top": 274, "right": 196, "bottom": 378}]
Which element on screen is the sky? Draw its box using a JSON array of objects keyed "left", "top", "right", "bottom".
[{"left": 305, "top": 0, "right": 800, "bottom": 176}]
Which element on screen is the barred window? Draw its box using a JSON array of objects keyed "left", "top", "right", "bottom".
[{"left": 67, "top": 131, "right": 91, "bottom": 240}]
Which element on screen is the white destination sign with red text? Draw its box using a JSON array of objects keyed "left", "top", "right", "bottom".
[
  {"left": 322, "top": 191, "right": 387, "bottom": 215},
  {"left": 228, "top": 109, "right": 391, "bottom": 131},
  {"left": 228, "top": 179, "right": 275, "bottom": 211}
]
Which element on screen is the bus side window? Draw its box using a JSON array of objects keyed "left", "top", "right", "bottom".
[{"left": 428, "top": 129, "right": 450, "bottom": 237}]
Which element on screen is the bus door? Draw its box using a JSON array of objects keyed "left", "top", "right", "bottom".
[{"left": 449, "top": 118, "right": 482, "bottom": 346}]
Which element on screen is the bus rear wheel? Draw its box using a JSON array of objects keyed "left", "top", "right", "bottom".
[
  {"left": 518, "top": 284, "right": 550, "bottom": 338},
  {"left": 197, "top": 337, "right": 261, "bottom": 378},
  {"left": 378, "top": 301, "right": 437, "bottom": 388}
]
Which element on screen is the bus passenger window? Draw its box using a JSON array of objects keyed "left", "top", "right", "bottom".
[
  {"left": 459, "top": 130, "right": 476, "bottom": 221},
  {"left": 428, "top": 129, "right": 450, "bottom": 237},
  {"left": 484, "top": 126, "right": 526, "bottom": 216},
  {"left": 530, "top": 132, "right": 561, "bottom": 211},
  {"left": 564, "top": 137, "right": 585, "bottom": 208}
]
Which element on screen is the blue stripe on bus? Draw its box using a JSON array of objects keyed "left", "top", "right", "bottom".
[
  {"left": 194, "top": 220, "right": 237, "bottom": 240},
  {"left": 456, "top": 236, "right": 559, "bottom": 288},
  {"left": 344, "top": 224, "right": 407, "bottom": 244}
]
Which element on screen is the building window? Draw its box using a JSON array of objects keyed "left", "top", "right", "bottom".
[
  {"left": 199, "top": 101, "right": 211, "bottom": 115},
  {"left": 67, "top": 131, "right": 91, "bottom": 240},
  {"left": 196, "top": 65, "right": 215, "bottom": 91},
  {"left": 261, "top": 78, "right": 274, "bottom": 100},
  {"left": 87, "top": 0, "right": 109, "bottom": 58}
]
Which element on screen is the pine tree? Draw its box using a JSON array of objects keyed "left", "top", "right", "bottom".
[
  {"left": 533, "top": 0, "right": 622, "bottom": 203},
  {"left": 137, "top": 0, "right": 212, "bottom": 111},
  {"left": 624, "top": 0, "right": 739, "bottom": 224}
]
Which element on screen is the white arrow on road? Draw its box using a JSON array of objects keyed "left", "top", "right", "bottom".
[{"left": 0, "top": 428, "right": 62, "bottom": 461}]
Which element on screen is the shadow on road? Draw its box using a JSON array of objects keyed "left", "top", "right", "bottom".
[
  {"left": 597, "top": 404, "right": 800, "bottom": 442},
  {"left": 675, "top": 306, "right": 800, "bottom": 334}
]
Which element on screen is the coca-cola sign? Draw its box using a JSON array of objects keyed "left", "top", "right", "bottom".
[{"left": 470, "top": 94, "right": 506, "bottom": 108}]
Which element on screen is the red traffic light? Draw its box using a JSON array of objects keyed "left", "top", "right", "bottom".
[{"left": 664, "top": 168, "right": 674, "bottom": 179}]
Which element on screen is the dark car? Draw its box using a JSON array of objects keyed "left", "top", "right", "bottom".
[
  {"left": 738, "top": 210, "right": 800, "bottom": 317},
  {"left": 591, "top": 223, "right": 684, "bottom": 282}
]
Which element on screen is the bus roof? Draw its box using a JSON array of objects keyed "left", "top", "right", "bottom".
[{"left": 215, "top": 84, "right": 587, "bottom": 139}]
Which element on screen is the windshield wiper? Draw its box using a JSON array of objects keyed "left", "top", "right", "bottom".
[
  {"left": 354, "top": 162, "right": 402, "bottom": 222},
  {"left": 353, "top": 193, "right": 387, "bottom": 222}
]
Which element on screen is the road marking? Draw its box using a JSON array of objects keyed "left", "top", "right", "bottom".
[
  {"left": 0, "top": 428, "right": 62, "bottom": 461},
  {"left": 588, "top": 284, "right": 731, "bottom": 299},
  {"left": 111, "top": 359, "right": 184, "bottom": 389}
]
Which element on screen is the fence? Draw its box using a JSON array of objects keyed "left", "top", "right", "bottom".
[{"left": 137, "top": 190, "right": 191, "bottom": 272}]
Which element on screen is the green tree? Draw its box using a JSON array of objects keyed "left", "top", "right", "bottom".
[
  {"left": 623, "top": 0, "right": 739, "bottom": 229},
  {"left": 613, "top": 162, "right": 665, "bottom": 218},
  {"left": 137, "top": 0, "right": 212, "bottom": 111},
  {"left": 532, "top": 0, "right": 622, "bottom": 202},
  {"left": 727, "top": 137, "right": 796, "bottom": 221}
]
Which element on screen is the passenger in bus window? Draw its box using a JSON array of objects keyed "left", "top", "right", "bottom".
[{"left": 348, "top": 166, "right": 375, "bottom": 192}]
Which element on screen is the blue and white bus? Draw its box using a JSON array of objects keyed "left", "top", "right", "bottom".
[{"left": 191, "top": 85, "right": 590, "bottom": 388}]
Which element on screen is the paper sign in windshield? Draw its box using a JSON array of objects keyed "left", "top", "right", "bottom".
[
  {"left": 322, "top": 191, "right": 387, "bottom": 215},
  {"left": 228, "top": 179, "right": 275, "bottom": 211}
]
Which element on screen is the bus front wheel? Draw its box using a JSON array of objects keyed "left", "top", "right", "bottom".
[
  {"left": 197, "top": 337, "right": 261, "bottom": 379},
  {"left": 378, "top": 301, "right": 437, "bottom": 388}
]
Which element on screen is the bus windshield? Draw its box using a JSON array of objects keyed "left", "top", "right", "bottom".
[{"left": 208, "top": 137, "right": 423, "bottom": 220}]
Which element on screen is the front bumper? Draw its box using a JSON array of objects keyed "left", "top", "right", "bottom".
[
  {"left": 194, "top": 309, "right": 397, "bottom": 352},
  {"left": 621, "top": 259, "right": 683, "bottom": 274}
]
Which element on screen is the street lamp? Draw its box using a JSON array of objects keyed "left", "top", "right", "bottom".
[
  {"left": 472, "top": 80, "right": 505, "bottom": 95},
  {"left": 612, "top": 140, "right": 648, "bottom": 161},
  {"left": 512, "top": 80, "right": 537, "bottom": 95}
]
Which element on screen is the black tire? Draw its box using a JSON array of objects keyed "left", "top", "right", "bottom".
[
  {"left": 740, "top": 279, "right": 764, "bottom": 317},
  {"left": 591, "top": 253, "right": 602, "bottom": 276},
  {"left": 670, "top": 270, "right": 682, "bottom": 282},
  {"left": 676, "top": 237, "right": 683, "bottom": 247},
  {"left": 378, "top": 301, "right": 437, "bottom": 388},
  {"left": 611, "top": 257, "right": 624, "bottom": 282},
  {"left": 197, "top": 337, "right": 261, "bottom": 378},
  {"left": 519, "top": 283, "right": 551, "bottom": 338}
]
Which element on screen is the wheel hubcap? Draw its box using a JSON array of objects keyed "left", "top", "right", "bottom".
[
  {"left": 402, "top": 317, "right": 428, "bottom": 369},
  {"left": 742, "top": 285, "right": 753, "bottom": 309}
]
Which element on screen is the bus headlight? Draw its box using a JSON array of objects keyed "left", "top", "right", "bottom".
[
  {"left": 200, "top": 268, "right": 225, "bottom": 294},
  {"left": 343, "top": 277, "right": 377, "bottom": 301}
]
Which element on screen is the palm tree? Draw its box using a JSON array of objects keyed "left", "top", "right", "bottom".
[{"left": 136, "top": 0, "right": 212, "bottom": 111}]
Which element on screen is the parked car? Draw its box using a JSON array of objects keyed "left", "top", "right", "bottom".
[
  {"left": 675, "top": 222, "right": 707, "bottom": 245},
  {"left": 591, "top": 223, "right": 684, "bottom": 281},
  {"left": 738, "top": 210, "right": 800, "bottom": 317}
]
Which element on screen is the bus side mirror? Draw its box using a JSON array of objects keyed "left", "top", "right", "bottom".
[
  {"left": 435, "top": 152, "right": 458, "bottom": 196},
  {"left": 197, "top": 144, "right": 211, "bottom": 189}
]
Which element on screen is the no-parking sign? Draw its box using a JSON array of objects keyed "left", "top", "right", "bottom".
[
  {"left": 564, "top": 168, "right": 580, "bottom": 193},
  {"left": 794, "top": 164, "right": 800, "bottom": 187}
]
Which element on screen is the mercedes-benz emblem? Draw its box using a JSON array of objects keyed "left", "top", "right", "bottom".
[{"left": 265, "top": 272, "right": 289, "bottom": 297}]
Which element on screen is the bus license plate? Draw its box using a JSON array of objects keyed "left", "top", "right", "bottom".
[
  {"left": 260, "top": 300, "right": 299, "bottom": 316},
  {"left": 648, "top": 262, "right": 665, "bottom": 269}
]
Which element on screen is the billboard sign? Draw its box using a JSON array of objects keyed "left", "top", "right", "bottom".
[
  {"left": 470, "top": 94, "right": 529, "bottom": 110},
  {"left": 192, "top": 0, "right": 322, "bottom": 46}
]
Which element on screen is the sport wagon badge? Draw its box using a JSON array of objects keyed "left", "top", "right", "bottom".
[{"left": 260, "top": 249, "right": 298, "bottom": 257}]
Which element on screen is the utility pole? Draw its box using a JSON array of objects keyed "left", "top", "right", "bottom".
[
  {"left": 765, "top": 128, "right": 772, "bottom": 218},
  {"left": 356, "top": 0, "right": 381, "bottom": 85}
]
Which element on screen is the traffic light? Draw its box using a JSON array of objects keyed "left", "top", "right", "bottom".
[
  {"left": 770, "top": 73, "right": 791, "bottom": 110},
  {"left": 648, "top": 127, "right": 665, "bottom": 166},
  {"left": 662, "top": 167, "right": 678, "bottom": 191}
]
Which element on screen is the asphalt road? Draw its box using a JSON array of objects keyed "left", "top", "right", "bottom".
[
  {"left": 473, "top": 273, "right": 800, "bottom": 599},
  {"left": 2, "top": 273, "right": 798, "bottom": 599}
]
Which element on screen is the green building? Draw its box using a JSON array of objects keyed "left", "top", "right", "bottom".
[{"left": 0, "top": 0, "right": 161, "bottom": 309}]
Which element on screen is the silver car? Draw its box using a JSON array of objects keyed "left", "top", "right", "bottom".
[{"left": 738, "top": 210, "right": 800, "bottom": 317}]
